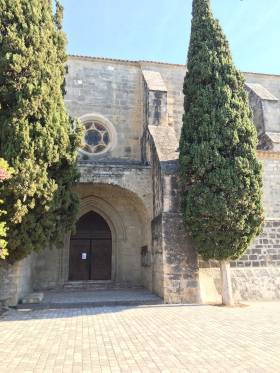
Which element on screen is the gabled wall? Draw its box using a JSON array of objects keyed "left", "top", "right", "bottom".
[{"left": 66, "top": 56, "right": 144, "bottom": 162}]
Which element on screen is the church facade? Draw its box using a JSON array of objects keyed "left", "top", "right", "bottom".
[{"left": 1, "top": 55, "right": 280, "bottom": 306}]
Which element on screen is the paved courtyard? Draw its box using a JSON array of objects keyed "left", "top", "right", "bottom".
[{"left": 0, "top": 302, "right": 280, "bottom": 373}]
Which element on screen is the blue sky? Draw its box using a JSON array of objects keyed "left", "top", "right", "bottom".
[{"left": 60, "top": 0, "right": 280, "bottom": 74}]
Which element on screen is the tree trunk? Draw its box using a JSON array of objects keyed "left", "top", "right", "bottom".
[{"left": 220, "top": 260, "right": 234, "bottom": 306}]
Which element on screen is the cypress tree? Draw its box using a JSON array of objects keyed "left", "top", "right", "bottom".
[
  {"left": 179, "top": 0, "right": 264, "bottom": 299},
  {"left": 0, "top": 0, "right": 82, "bottom": 263}
]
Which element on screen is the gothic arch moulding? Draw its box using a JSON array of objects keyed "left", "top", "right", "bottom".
[
  {"left": 60, "top": 195, "right": 127, "bottom": 283},
  {"left": 78, "top": 195, "right": 126, "bottom": 242}
]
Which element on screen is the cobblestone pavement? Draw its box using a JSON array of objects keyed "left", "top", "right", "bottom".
[{"left": 0, "top": 302, "right": 280, "bottom": 373}]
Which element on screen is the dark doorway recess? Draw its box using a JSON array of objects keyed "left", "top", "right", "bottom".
[{"left": 69, "top": 211, "right": 112, "bottom": 281}]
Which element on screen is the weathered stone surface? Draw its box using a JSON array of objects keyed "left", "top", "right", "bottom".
[
  {"left": 162, "top": 213, "right": 200, "bottom": 304},
  {"left": 33, "top": 181, "right": 153, "bottom": 292},
  {"left": 36, "top": 58, "right": 280, "bottom": 304},
  {"left": 200, "top": 267, "right": 280, "bottom": 303},
  {"left": 200, "top": 220, "right": 280, "bottom": 270},
  {"left": 1, "top": 56, "right": 280, "bottom": 305},
  {"left": 0, "top": 256, "right": 32, "bottom": 306},
  {"left": 142, "top": 70, "right": 167, "bottom": 92},
  {"left": 246, "top": 73, "right": 280, "bottom": 148},
  {"left": 66, "top": 57, "right": 143, "bottom": 163},
  {"left": 261, "top": 158, "right": 280, "bottom": 219},
  {"left": 148, "top": 125, "right": 178, "bottom": 161},
  {"left": 246, "top": 83, "right": 278, "bottom": 101},
  {"left": 21, "top": 292, "right": 44, "bottom": 304},
  {"left": 233, "top": 220, "right": 280, "bottom": 268}
]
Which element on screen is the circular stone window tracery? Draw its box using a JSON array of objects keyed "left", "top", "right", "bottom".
[{"left": 82, "top": 121, "right": 111, "bottom": 155}]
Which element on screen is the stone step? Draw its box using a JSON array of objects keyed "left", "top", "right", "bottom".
[
  {"left": 21, "top": 292, "right": 44, "bottom": 305},
  {"left": 63, "top": 281, "right": 142, "bottom": 291},
  {"left": 16, "top": 288, "right": 163, "bottom": 310},
  {"left": 16, "top": 298, "right": 163, "bottom": 310}
]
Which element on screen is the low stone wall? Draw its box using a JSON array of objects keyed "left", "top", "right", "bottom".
[
  {"left": 199, "top": 219, "right": 280, "bottom": 303},
  {"left": 0, "top": 255, "right": 32, "bottom": 307},
  {"left": 199, "top": 221, "right": 280, "bottom": 269},
  {"left": 232, "top": 267, "right": 280, "bottom": 301},
  {"left": 232, "top": 220, "right": 280, "bottom": 268},
  {"left": 200, "top": 267, "right": 280, "bottom": 304}
]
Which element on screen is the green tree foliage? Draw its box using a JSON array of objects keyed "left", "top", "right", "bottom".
[
  {"left": 0, "top": 0, "right": 82, "bottom": 263},
  {"left": 0, "top": 159, "right": 13, "bottom": 260},
  {"left": 179, "top": 0, "right": 264, "bottom": 261}
]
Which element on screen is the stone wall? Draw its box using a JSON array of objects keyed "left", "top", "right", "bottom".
[
  {"left": 162, "top": 212, "right": 200, "bottom": 304},
  {"left": 75, "top": 183, "right": 151, "bottom": 286},
  {"left": 139, "top": 60, "right": 280, "bottom": 303},
  {"left": 236, "top": 156, "right": 280, "bottom": 273},
  {"left": 142, "top": 69, "right": 168, "bottom": 127},
  {"left": 160, "top": 166, "right": 200, "bottom": 304},
  {"left": 66, "top": 56, "right": 143, "bottom": 162},
  {"left": 0, "top": 256, "right": 32, "bottom": 306},
  {"left": 140, "top": 62, "right": 186, "bottom": 139},
  {"left": 199, "top": 221, "right": 280, "bottom": 270},
  {"left": 200, "top": 154, "right": 280, "bottom": 303},
  {"left": 142, "top": 69, "right": 200, "bottom": 303},
  {"left": 232, "top": 221, "right": 280, "bottom": 268},
  {"left": 261, "top": 157, "right": 280, "bottom": 219},
  {"left": 31, "top": 56, "right": 156, "bottom": 293},
  {"left": 2, "top": 56, "right": 280, "bottom": 305},
  {"left": 151, "top": 215, "right": 164, "bottom": 297},
  {"left": 32, "top": 163, "right": 153, "bottom": 290},
  {"left": 32, "top": 248, "right": 62, "bottom": 291},
  {"left": 200, "top": 267, "right": 280, "bottom": 304},
  {"left": 200, "top": 222, "right": 280, "bottom": 303},
  {"left": 78, "top": 163, "right": 152, "bottom": 213}
]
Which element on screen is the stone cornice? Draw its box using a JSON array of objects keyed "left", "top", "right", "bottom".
[
  {"left": 67, "top": 55, "right": 280, "bottom": 77},
  {"left": 68, "top": 54, "right": 185, "bottom": 68}
]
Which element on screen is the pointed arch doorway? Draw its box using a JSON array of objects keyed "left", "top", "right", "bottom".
[{"left": 69, "top": 211, "right": 112, "bottom": 281}]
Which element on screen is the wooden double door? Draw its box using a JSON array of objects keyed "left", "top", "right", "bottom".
[{"left": 69, "top": 211, "right": 112, "bottom": 281}]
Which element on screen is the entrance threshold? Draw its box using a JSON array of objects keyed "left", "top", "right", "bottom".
[
  {"left": 63, "top": 281, "right": 144, "bottom": 291},
  {"left": 17, "top": 288, "right": 163, "bottom": 310}
]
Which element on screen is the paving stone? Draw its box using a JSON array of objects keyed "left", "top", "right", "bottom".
[{"left": 0, "top": 302, "right": 280, "bottom": 372}]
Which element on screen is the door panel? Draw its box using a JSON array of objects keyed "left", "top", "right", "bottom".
[
  {"left": 69, "top": 239, "right": 90, "bottom": 281},
  {"left": 69, "top": 211, "right": 112, "bottom": 282},
  {"left": 90, "top": 239, "right": 112, "bottom": 280}
]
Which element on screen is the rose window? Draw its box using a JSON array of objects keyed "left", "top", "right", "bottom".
[{"left": 83, "top": 121, "right": 111, "bottom": 154}]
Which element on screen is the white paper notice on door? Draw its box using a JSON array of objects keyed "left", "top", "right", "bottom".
[{"left": 82, "top": 253, "right": 87, "bottom": 260}]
